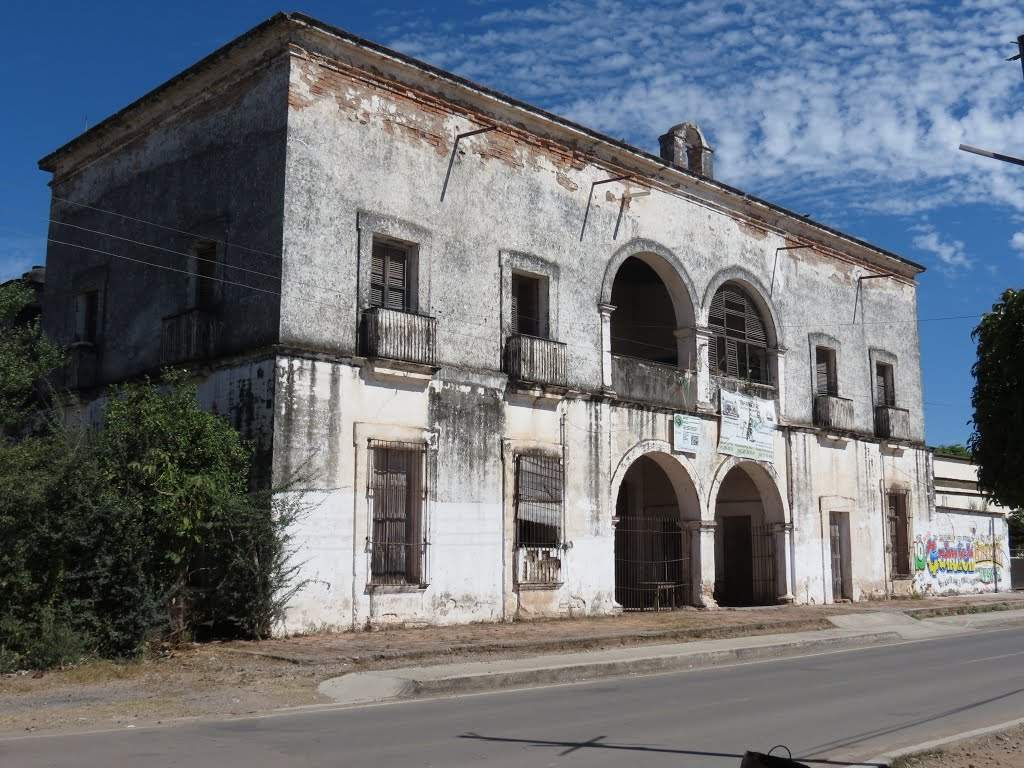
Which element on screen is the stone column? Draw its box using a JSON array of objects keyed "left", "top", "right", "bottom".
[
  {"left": 772, "top": 521, "right": 795, "bottom": 603},
  {"left": 694, "top": 327, "right": 715, "bottom": 412},
  {"left": 599, "top": 303, "right": 616, "bottom": 395},
  {"left": 770, "top": 346, "right": 787, "bottom": 415},
  {"left": 686, "top": 520, "right": 719, "bottom": 608}
]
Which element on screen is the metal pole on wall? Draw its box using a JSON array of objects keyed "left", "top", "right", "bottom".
[{"left": 993, "top": 517, "right": 999, "bottom": 593}]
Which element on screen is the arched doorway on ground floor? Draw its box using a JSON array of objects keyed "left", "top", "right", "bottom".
[
  {"left": 713, "top": 463, "right": 785, "bottom": 607},
  {"left": 614, "top": 452, "right": 699, "bottom": 610}
]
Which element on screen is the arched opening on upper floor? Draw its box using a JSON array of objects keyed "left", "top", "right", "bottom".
[
  {"left": 707, "top": 281, "right": 775, "bottom": 386},
  {"left": 608, "top": 254, "right": 696, "bottom": 370}
]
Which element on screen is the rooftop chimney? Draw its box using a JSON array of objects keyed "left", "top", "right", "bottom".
[{"left": 658, "top": 122, "right": 714, "bottom": 178}]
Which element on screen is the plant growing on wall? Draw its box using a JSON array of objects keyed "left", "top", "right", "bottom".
[{"left": 971, "top": 288, "right": 1024, "bottom": 522}]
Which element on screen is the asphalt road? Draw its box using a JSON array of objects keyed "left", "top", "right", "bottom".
[{"left": 3, "top": 627, "right": 1023, "bottom": 768}]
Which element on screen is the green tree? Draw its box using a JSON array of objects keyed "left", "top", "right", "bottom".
[
  {"left": 0, "top": 286, "right": 308, "bottom": 668},
  {"left": 970, "top": 288, "right": 1024, "bottom": 520},
  {"left": 933, "top": 443, "right": 971, "bottom": 459},
  {"left": 0, "top": 282, "right": 63, "bottom": 435}
]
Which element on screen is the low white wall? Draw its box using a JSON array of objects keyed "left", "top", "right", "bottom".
[{"left": 912, "top": 510, "right": 1012, "bottom": 595}]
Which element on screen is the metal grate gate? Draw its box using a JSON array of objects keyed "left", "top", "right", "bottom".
[
  {"left": 368, "top": 440, "right": 427, "bottom": 586},
  {"left": 615, "top": 510, "right": 691, "bottom": 611},
  {"left": 751, "top": 524, "right": 777, "bottom": 605}
]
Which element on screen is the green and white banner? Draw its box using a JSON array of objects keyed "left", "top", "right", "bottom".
[{"left": 718, "top": 389, "right": 776, "bottom": 463}]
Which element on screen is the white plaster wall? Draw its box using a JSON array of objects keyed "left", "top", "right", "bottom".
[{"left": 912, "top": 509, "right": 1012, "bottom": 595}]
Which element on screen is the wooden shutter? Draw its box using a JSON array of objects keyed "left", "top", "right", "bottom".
[
  {"left": 370, "top": 243, "right": 409, "bottom": 310},
  {"left": 370, "top": 244, "right": 386, "bottom": 307},
  {"left": 816, "top": 347, "right": 835, "bottom": 396},
  {"left": 386, "top": 249, "right": 407, "bottom": 310}
]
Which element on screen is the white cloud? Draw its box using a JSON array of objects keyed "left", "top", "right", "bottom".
[
  {"left": 912, "top": 226, "right": 973, "bottom": 273},
  {"left": 1011, "top": 231, "right": 1024, "bottom": 255},
  {"left": 388, "top": 1, "right": 1024, "bottom": 217}
]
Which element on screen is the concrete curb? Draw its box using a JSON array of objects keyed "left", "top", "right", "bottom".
[
  {"left": 224, "top": 617, "right": 835, "bottom": 666},
  {"left": 866, "top": 714, "right": 1024, "bottom": 767},
  {"left": 319, "top": 630, "right": 901, "bottom": 706}
]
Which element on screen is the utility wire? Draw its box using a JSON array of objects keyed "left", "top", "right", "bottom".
[
  {"left": 52, "top": 196, "right": 283, "bottom": 261},
  {"left": 45, "top": 238, "right": 971, "bottom": 414}
]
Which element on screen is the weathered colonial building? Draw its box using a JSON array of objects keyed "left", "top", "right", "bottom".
[{"left": 39, "top": 13, "right": 993, "bottom": 631}]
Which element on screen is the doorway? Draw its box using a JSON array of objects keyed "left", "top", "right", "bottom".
[
  {"left": 613, "top": 454, "right": 697, "bottom": 610},
  {"left": 829, "top": 512, "right": 852, "bottom": 602},
  {"left": 714, "top": 464, "right": 779, "bottom": 606}
]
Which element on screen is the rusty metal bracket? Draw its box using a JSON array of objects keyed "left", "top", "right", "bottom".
[
  {"left": 580, "top": 175, "right": 631, "bottom": 241},
  {"left": 441, "top": 125, "right": 497, "bottom": 202},
  {"left": 853, "top": 273, "right": 891, "bottom": 323},
  {"left": 771, "top": 245, "right": 812, "bottom": 297}
]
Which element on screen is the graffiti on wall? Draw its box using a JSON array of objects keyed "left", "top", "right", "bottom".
[{"left": 913, "top": 533, "right": 1007, "bottom": 591}]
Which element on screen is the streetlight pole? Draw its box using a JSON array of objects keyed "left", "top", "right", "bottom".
[{"left": 958, "top": 34, "right": 1024, "bottom": 168}]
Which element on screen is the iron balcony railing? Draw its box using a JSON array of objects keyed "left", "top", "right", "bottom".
[
  {"left": 710, "top": 374, "right": 777, "bottom": 403},
  {"left": 813, "top": 394, "right": 855, "bottom": 432},
  {"left": 160, "top": 308, "right": 220, "bottom": 365},
  {"left": 874, "top": 404, "right": 912, "bottom": 440},
  {"left": 612, "top": 354, "right": 697, "bottom": 410},
  {"left": 504, "top": 333, "right": 568, "bottom": 388},
  {"left": 362, "top": 307, "right": 437, "bottom": 367}
]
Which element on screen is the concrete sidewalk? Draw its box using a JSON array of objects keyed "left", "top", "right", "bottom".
[{"left": 318, "top": 608, "right": 1024, "bottom": 707}]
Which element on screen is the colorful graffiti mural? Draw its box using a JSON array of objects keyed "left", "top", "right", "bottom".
[{"left": 913, "top": 533, "right": 1007, "bottom": 592}]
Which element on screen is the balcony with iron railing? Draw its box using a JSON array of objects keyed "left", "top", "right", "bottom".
[
  {"left": 504, "top": 334, "right": 568, "bottom": 389},
  {"left": 814, "top": 394, "right": 856, "bottom": 432},
  {"left": 710, "top": 374, "right": 777, "bottom": 403},
  {"left": 361, "top": 306, "right": 437, "bottom": 368},
  {"left": 612, "top": 354, "right": 697, "bottom": 410},
  {"left": 874, "top": 404, "right": 912, "bottom": 441},
  {"left": 160, "top": 308, "right": 220, "bottom": 365}
]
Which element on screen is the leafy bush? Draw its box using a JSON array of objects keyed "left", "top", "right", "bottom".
[{"left": 0, "top": 371, "right": 309, "bottom": 671}]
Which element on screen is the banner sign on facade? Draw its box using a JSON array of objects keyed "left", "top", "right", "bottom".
[
  {"left": 672, "top": 413, "right": 702, "bottom": 454},
  {"left": 718, "top": 389, "right": 776, "bottom": 463}
]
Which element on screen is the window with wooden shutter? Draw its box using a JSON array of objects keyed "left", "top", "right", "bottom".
[
  {"left": 876, "top": 362, "right": 895, "bottom": 406},
  {"left": 193, "top": 241, "right": 221, "bottom": 309},
  {"left": 75, "top": 290, "right": 99, "bottom": 343},
  {"left": 511, "top": 273, "right": 543, "bottom": 337},
  {"left": 708, "top": 285, "right": 770, "bottom": 383},
  {"left": 816, "top": 346, "right": 837, "bottom": 396},
  {"left": 368, "top": 440, "right": 426, "bottom": 586},
  {"left": 370, "top": 241, "right": 410, "bottom": 311}
]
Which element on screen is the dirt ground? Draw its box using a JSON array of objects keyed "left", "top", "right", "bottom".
[
  {"left": 1, "top": 593, "right": 1020, "bottom": 737},
  {"left": 893, "top": 723, "right": 1024, "bottom": 768}
]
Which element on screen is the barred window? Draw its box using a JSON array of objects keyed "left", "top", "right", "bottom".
[
  {"left": 515, "top": 453, "right": 563, "bottom": 548},
  {"left": 368, "top": 440, "right": 426, "bottom": 586},
  {"left": 887, "top": 491, "right": 911, "bottom": 578},
  {"left": 708, "top": 284, "right": 770, "bottom": 384}
]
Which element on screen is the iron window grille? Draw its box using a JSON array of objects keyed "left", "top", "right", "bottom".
[
  {"left": 367, "top": 439, "right": 427, "bottom": 586},
  {"left": 708, "top": 285, "right": 771, "bottom": 384},
  {"left": 887, "top": 491, "right": 911, "bottom": 578},
  {"left": 514, "top": 452, "right": 564, "bottom": 586},
  {"left": 515, "top": 453, "right": 563, "bottom": 548}
]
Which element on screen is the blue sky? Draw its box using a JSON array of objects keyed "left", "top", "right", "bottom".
[{"left": 3, "top": 0, "right": 1024, "bottom": 446}]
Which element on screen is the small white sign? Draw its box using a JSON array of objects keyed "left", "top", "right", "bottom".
[{"left": 672, "top": 413, "right": 702, "bottom": 454}]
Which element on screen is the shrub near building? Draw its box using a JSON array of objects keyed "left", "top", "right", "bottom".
[{"left": 0, "top": 284, "right": 305, "bottom": 671}]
